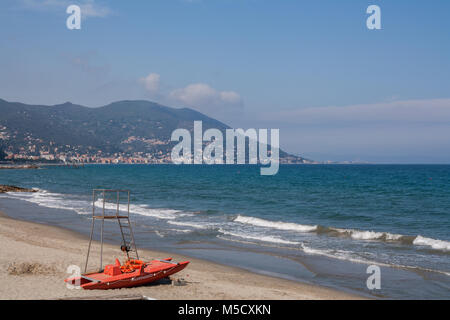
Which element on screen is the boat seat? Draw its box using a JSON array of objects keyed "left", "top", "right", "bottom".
[{"left": 104, "top": 264, "right": 122, "bottom": 276}]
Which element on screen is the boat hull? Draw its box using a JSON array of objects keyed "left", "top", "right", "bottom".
[{"left": 65, "top": 259, "right": 189, "bottom": 290}]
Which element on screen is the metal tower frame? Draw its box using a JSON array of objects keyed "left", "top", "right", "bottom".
[{"left": 84, "top": 189, "right": 139, "bottom": 273}]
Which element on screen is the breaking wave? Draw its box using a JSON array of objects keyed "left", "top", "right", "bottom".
[
  {"left": 413, "top": 235, "right": 450, "bottom": 251},
  {"left": 93, "top": 199, "right": 188, "bottom": 220},
  {"left": 218, "top": 228, "right": 301, "bottom": 245},
  {"left": 320, "top": 226, "right": 407, "bottom": 242},
  {"left": 300, "top": 244, "right": 450, "bottom": 276},
  {"left": 234, "top": 215, "right": 318, "bottom": 232},
  {"left": 0, "top": 190, "right": 90, "bottom": 215},
  {"left": 234, "top": 215, "right": 450, "bottom": 253},
  {"left": 2, "top": 190, "right": 449, "bottom": 255},
  {"left": 167, "top": 220, "right": 211, "bottom": 229},
  {"left": 0, "top": 189, "right": 191, "bottom": 220}
]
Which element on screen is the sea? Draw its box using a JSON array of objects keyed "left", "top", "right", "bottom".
[{"left": 0, "top": 164, "right": 449, "bottom": 299}]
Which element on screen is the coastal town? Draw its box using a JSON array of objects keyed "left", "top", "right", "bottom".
[
  {"left": 1, "top": 147, "right": 310, "bottom": 165},
  {"left": 0, "top": 125, "right": 173, "bottom": 163},
  {"left": 0, "top": 118, "right": 314, "bottom": 165},
  {"left": 0, "top": 134, "right": 310, "bottom": 165},
  {"left": 1, "top": 142, "right": 173, "bottom": 164}
]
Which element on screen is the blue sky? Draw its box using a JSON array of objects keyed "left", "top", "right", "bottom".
[{"left": 1, "top": 0, "right": 450, "bottom": 162}]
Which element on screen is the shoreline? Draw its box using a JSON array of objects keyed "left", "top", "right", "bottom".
[
  {"left": 0, "top": 164, "right": 39, "bottom": 170},
  {"left": 0, "top": 210, "right": 364, "bottom": 300}
]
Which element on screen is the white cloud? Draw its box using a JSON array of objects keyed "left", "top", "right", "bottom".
[
  {"left": 219, "top": 91, "right": 242, "bottom": 105},
  {"left": 18, "top": 0, "right": 111, "bottom": 18},
  {"left": 259, "top": 98, "right": 450, "bottom": 163},
  {"left": 170, "top": 83, "right": 216, "bottom": 106},
  {"left": 139, "top": 73, "right": 243, "bottom": 117},
  {"left": 169, "top": 83, "right": 243, "bottom": 109},
  {"left": 79, "top": 1, "right": 111, "bottom": 18},
  {"left": 139, "top": 73, "right": 161, "bottom": 95},
  {"left": 262, "top": 98, "right": 450, "bottom": 125}
]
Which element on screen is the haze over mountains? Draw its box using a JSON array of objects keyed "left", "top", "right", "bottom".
[{"left": 0, "top": 99, "right": 306, "bottom": 164}]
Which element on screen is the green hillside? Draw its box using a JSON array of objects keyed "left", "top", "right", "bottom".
[{"left": 0, "top": 98, "right": 306, "bottom": 163}]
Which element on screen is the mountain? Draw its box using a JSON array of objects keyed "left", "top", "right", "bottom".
[{"left": 0, "top": 98, "right": 307, "bottom": 163}]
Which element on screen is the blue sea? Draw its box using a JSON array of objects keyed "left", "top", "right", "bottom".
[{"left": 1, "top": 164, "right": 449, "bottom": 299}]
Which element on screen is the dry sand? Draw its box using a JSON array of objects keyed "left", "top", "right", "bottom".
[{"left": 0, "top": 211, "right": 363, "bottom": 300}]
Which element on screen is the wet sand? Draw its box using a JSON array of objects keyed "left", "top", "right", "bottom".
[{"left": 0, "top": 211, "right": 364, "bottom": 300}]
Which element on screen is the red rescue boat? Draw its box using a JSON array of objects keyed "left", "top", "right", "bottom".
[
  {"left": 64, "top": 190, "right": 190, "bottom": 290},
  {"left": 65, "top": 258, "right": 189, "bottom": 290}
]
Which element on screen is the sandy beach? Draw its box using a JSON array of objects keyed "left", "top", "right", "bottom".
[{"left": 0, "top": 210, "right": 363, "bottom": 300}]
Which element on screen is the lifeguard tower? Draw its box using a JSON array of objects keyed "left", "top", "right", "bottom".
[
  {"left": 84, "top": 189, "right": 139, "bottom": 273},
  {"left": 65, "top": 189, "right": 189, "bottom": 290}
]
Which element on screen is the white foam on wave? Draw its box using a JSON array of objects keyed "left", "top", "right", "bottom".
[
  {"left": 133, "top": 207, "right": 181, "bottom": 220},
  {"left": 413, "top": 235, "right": 450, "bottom": 252},
  {"left": 331, "top": 227, "right": 403, "bottom": 241},
  {"left": 300, "top": 244, "right": 381, "bottom": 265},
  {"left": 1, "top": 190, "right": 90, "bottom": 215},
  {"left": 218, "top": 228, "right": 301, "bottom": 245},
  {"left": 1, "top": 189, "right": 192, "bottom": 220},
  {"left": 331, "top": 228, "right": 450, "bottom": 253},
  {"left": 234, "top": 215, "right": 317, "bottom": 232},
  {"left": 167, "top": 221, "right": 209, "bottom": 229},
  {"left": 92, "top": 199, "right": 190, "bottom": 220},
  {"left": 301, "top": 244, "right": 450, "bottom": 276},
  {"left": 4, "top": 190, "right": 450, "bottom": 256},
  {"left": 233, "top": 215, "right": 450, "bottom": 254},
  {"left": 167, "top": 228, "right": 192, "bottom": 233}
]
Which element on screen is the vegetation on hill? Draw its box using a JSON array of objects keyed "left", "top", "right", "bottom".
[
  {"left": 0, "top": 98, "right": 306, "bottom": 163},
  {"left": 0, "top": 148, "right": 6, "bottom": 160}
]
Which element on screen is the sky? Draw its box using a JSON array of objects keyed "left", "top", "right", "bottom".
[{"left": 1, "top": 0, "right": 450, "bottom": 163}]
